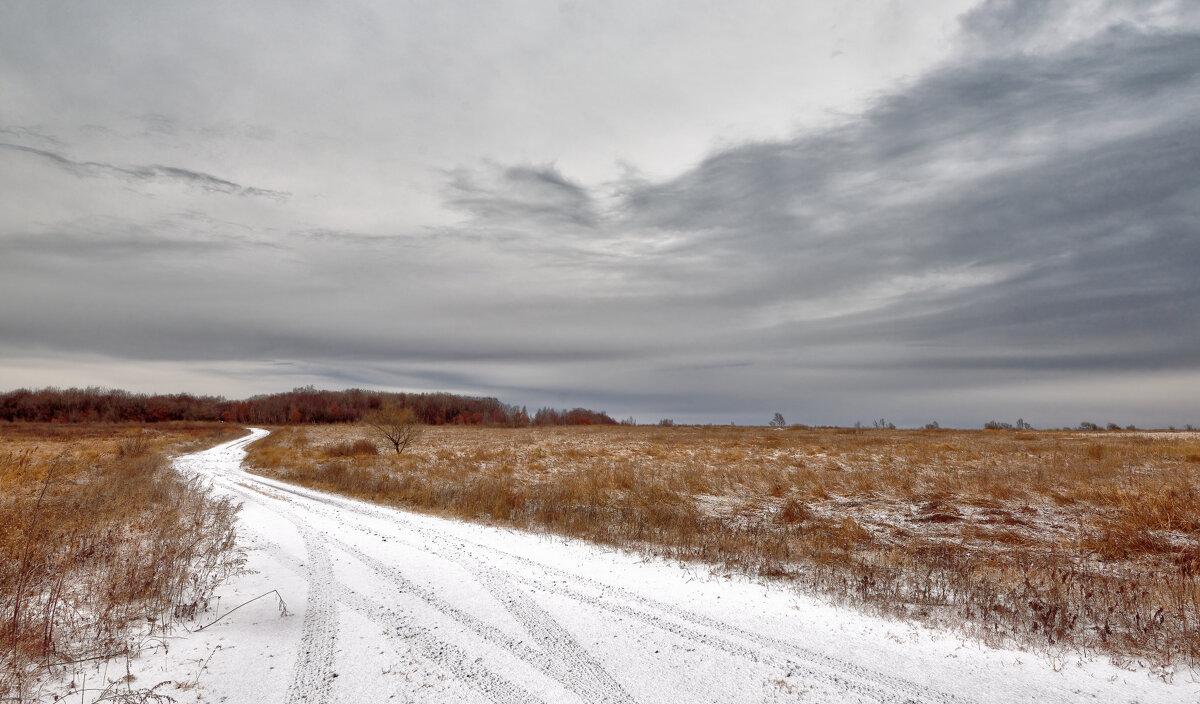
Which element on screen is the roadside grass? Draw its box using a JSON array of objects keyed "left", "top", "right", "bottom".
[
  {"left": 0, "top": 423, "right": 246, "bottom": 699},
  {"left": 246, "top": 424, "right": 1200, "bottom": 669}
]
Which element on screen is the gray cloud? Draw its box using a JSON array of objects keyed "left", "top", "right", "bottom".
[
  {"left": 957, "top": 0, "right": 1065, "bottom": 50},
  {"left": 605, "top": 26, "right": 1200, "bottom": 349},
  {"left": 447, "top": 163, "right": 599, "bottom": 229},
  {"left": 0, "top": 142, "right": 288, "bottom": 199},
  {"left": 410, "top": 12, "right": 1199, "bottom": 423},
  {"left": 1, "top": 1, "right": 1197, "bottom": 427}
]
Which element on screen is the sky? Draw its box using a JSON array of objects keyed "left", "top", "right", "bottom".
[{"left": 1, "top": 0, "right": 1198, "bottom": 428}]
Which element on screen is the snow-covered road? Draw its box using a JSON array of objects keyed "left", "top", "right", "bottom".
[{"left": 143, "top": 429, "right": 1193, "bottom": 703}]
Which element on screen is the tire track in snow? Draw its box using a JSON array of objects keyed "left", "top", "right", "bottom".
[
  {"left": 217, "top": 479, "right": 616, "bottom": 704},
  {"left": 285, "top": 527, "right": 338, "bottom": 704},
  {"left": 340, "top": 519, "right": 925, "bottom": 704},
  {"left": 221, "top": 467, "right": 634, "bottom": 703},
  {"left": 510, "top": 573, "right": 915, "bottom": 704},
  {"left": 335, "top": 585, "right": 546, "bottom": 704},
  {"left": 268, "top": 491, "right": 968, "bottom": 704},
  {"left": 469, "top": 547, "right": 970, "bottom": 704},
  {"left": 470, "top": 566, "right": 634, "bottom": 704},
  {"left": 336, "top": 541, "right": 634, "bottom": 704},
  {"left": 430, "top": 535, "right": 969, "bottom": 704}
]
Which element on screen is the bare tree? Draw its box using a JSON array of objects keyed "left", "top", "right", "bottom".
[
  {"left": 769, "top": 412, "right": 786, "bottom": 427},
  {"left": 365, "top": 405, "right": 424, "bottom": 454}
]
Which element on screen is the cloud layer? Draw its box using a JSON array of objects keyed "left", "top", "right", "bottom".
[{"left": 1, "top": 1, "right": 1197, "bottom": 427}]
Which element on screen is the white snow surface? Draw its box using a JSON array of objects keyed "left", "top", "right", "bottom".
[{"left": 83, "top": 429, "right": 1197, "bottom": 703}]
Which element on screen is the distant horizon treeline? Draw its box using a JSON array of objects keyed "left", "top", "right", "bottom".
[{"left": 0, "top": 386, "right": 618, "bottom": 426}]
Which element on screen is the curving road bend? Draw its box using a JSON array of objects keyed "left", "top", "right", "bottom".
[{"left": 157, "top": 429, "right": 1190, "bottom": 704}]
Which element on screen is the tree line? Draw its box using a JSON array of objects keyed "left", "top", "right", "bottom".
[{"left": 0, "top": 387, "right": 617, "bottom": 426}]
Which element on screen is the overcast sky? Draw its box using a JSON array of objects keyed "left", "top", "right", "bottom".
[{"left": 2, "top": 0, "right": 1198, "bottom": 427}]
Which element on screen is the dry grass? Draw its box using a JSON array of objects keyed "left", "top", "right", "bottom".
[
  {"left": 0, "top": 423, "right": 246, "bottom": 699},
  {"left": 245, "top": 425, "right": 1200, "bottom": 668}
]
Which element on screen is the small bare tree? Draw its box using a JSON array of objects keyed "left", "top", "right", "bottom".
[{"left": 365, "top": 405, "right": 424, "bottom": 454}]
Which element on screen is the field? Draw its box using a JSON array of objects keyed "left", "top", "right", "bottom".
[
  {"left": 0, "top": 423, "right": 246, "bottom": 699},
  {"left": 246, "top": 424, "right": 1200, "bottom": 669}
]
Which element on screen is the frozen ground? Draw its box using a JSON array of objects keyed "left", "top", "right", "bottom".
[{"left": 66, "top": 429, "right": 1198, "bottom": 703}]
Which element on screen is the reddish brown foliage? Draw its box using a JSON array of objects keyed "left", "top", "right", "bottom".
[{"left": 0, "top": 387, "right": 616, "bottom": 427}]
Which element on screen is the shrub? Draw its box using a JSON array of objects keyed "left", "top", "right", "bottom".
[{"left": 324, "top": 438, "right": 380, "bottom": 457}]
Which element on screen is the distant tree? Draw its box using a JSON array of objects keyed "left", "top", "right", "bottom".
[
  {"left": 658, "top": 418, "right": 675, "bottom": 427},
  {"left": 1077, "top": 421, "right": 1100, "bottom": 431},
  {"left": 924, "top": 421, "right": 940, "bottom": 430},
  {"left": 531, "top": 407, "right": 618, "bottom": 426},
  {"left": 984, "top": 420, "right": 1014, "bottom": 430},
  {"left": 1015, "top": 418, "right": 1033, "bottom": 430},
  {"left": 872, "top": 418, "right": 895, "bottom": 430},
  {"left": 1106, "top": 422, "right": 1122, "bottom": 431},
  {"left": 365, "top": 405, "right": 424, "bottom": 454},
  {"left": 769, "top": 412, "right": 786, "bottom": 427}
]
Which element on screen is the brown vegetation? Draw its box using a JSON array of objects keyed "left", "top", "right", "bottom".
[
  {"left": 245, "top": 424, "right": 1200, "bottom": 668},
  {"left": 0, "top": 423, "right": 245, "bottom": 698},
  {"left": 0, "top": 387, "right": 615, "bottom": 427}
]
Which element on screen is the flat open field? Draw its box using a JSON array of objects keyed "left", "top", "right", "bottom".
[{"left": 246, "top": 424, "right": 1200, "bottom": 669}]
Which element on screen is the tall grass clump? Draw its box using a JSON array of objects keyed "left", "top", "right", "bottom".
[{"left": 0, "top": 424, "right": 244, "bottom": 699}]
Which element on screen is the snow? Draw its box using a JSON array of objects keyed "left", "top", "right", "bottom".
[{"left": 48, "top": 429, "right": 1199, "bottom": 703}]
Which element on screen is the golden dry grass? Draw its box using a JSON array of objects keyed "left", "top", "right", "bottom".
[
  {"left": 245, "top": 424, "right": 1200, "bottom": 667},
  {"left": 0, "top": 423, "right": 245, "bottom": 698}
]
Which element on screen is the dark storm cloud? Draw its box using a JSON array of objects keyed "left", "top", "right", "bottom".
[
  {"left": 0, "top": 142, "right": 288, "bottom": 199},
  {"left": 587, "top": 25, "right": 1200, "bottom": 370},
  {"left": 624, "top": 30, "right": 1200, "bottom": 239}
]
